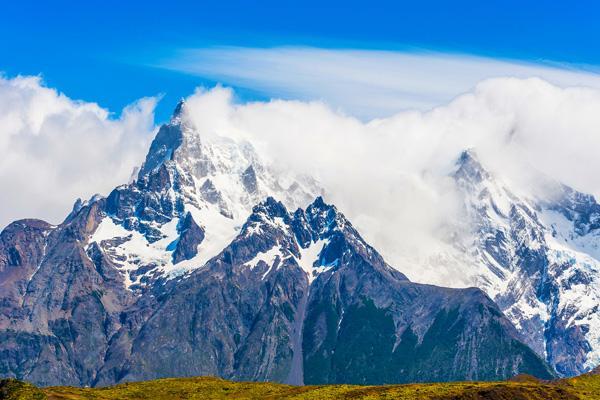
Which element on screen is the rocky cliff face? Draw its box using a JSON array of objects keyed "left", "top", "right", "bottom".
[
  {"left": 0, "top": 200, "right": 134, "bottom": 386},
  {"left": 0, "top": 103, "right": 554, "bottom": 386}
]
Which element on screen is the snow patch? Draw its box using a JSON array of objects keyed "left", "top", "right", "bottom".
[
  {"left": 88, "top": 206, "right": 241, "bottom": 289},
  {"left": 295, "top": 239, "right": 332, "bottom": 283},
  {"left": 243, "top": 245, "right": 286, "bottom": 280}
]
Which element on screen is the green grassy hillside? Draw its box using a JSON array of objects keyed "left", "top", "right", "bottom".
[{"left": 2, "top": 374, "right": 600, "bottom": 400}]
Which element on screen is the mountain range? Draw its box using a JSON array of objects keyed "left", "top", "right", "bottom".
[{"left": 1, "top": 100, "right": 596, "bottom": 386}]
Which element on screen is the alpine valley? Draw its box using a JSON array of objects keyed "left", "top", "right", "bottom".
[{"left": 2, "top": 100, "right": 596, "bottom": 388}]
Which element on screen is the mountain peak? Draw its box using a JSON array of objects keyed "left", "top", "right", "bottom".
[
  {"left": 137, "top": 100, "right": 322, "bottom": 208},
  {"left": 310, "top": 195, "right": 327, "bottom": 208},
  {"left": 454, "top": 149, "right": 490, "bottom": 184},
  {"left": 456, "top": 149, "right": 483, "bottom": 169},
  {"left": 138, "top": 100, "right": 197, "bottom": 178},
  {"left": 169, "top": 98, "right": 192, "bottom": 127},
  {"left": 166, "top": 98, "right": 194, "bottom": 139},
  {"left": 172, "top": 98, "right": 187, "bottom": 118},
  {"left": 252, "top": 196, "right": 289, "bottom": 220},
  {"left": 138, "top": 119, "right": 184, "bottom": 177}
]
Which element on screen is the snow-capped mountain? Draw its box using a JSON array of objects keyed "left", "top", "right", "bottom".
[
  {"left": 90, "top": 99, "right": 322, "bottom": 291},
  {"left": 0, "top": 103, "right": 553, "bottom": 387},
  {"left": 403, "top": 150, "right": 600, "bottom": 376}
]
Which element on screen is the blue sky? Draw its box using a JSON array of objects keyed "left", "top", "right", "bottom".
[{"left": 2, "top": 0, "right": 600, "bottom": 121}]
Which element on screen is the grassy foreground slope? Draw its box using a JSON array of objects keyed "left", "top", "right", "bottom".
[{"left": 2, "top": 374, "right": 600, "bottom": 400}]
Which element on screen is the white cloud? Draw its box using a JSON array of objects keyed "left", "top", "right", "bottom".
[
  {"left": 180, "top": 79, "right": 600, "bottom": 274},
  {"left": 160, "top": 46, "right": 600, "bottom": 119},
  {"left": 0, "top": 75, "right": 157, "bottom": 229}
]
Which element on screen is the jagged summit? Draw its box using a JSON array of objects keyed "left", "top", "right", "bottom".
[
  {"left": 172, "top": 98, "right": 187, "bottom": 120},
  {"left": 231, "top": 195, "right": 409, "bottom": 288},
  {"left": 83, "top": 99, "right": 324, "bottom": 290},
  {"left": 457, "top": 148, "right": 478, "bottom": 165},
  {"left": 137, "top": 98, "right": 199, "bottom": 178},
  {"left": 454, "top": 148, "right": 491, "bottom": 185},
  {"left": 138, "top": 97, "right": 320, "bottom": 212}
]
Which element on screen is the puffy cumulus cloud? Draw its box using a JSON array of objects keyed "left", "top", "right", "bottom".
[
  {"left": 0, "top": 75, "right": 157, "bottom": 229},
  {"left": 181, "top": 79, "right": 600, "bottom": 272}
]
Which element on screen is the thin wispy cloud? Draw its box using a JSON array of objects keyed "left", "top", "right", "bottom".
[{"left": 160, "top": 46, "right": 600, "bottom": 119}]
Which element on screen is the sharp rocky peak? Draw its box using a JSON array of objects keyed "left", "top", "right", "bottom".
[
  {"left": 81, "top": 99, "right": 324, "bottom": 289},
  {"left": 171, "top": 98, "right": 187, "bottom": 121},
  {"left": 236, "top": 195, "right": 394, "bottom": 281},
  {"left": 137, "top": 100, "right": 197, "bottom": 178},
  {"left": 422, "top": 147, "right": 600, "bottom": 376},
  {"left": 244, "top": 196, "right": 291, "bottom": 228},
  {"left": 453, "top": 149, "right": 491, "bottom": 185},
  {"left": 134, "top": 99, "right": 320, "bottom": 214},
  {"left": 245, "top": 196, "right": 345, "bottom": 239}
]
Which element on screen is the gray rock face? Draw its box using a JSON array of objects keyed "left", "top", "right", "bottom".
[
  {"left": 0, "top": 200, "right": 135, "bottom": 386},
  {"left": 241, "top": 166, "right": 258, "bottom": 194},
  {"left": 199, "top": 179, "right": 221, "bottom": 204},
  {"left": 106, "top": 163, "right": 185, "bottom": 243},
  {"left": 0, "top": 219, "right": 53, "bottom": 327},
  {"left": 172, "top": 213, "right": 205, "bottom": 264}
]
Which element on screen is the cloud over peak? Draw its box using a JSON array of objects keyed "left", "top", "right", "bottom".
[{"left": 178, "top": 78, "right": 600, "bottom": 273}]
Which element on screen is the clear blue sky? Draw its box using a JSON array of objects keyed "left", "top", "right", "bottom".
[{"left": 2, "top": 0, "right": 599, "bottom": 121}]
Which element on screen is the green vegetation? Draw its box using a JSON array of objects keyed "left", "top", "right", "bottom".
[
  {"left": 303, "top": 299, "right": 554, "bottom": 385},
  {"left": 330, "top": 299, "right": 397, "bottom": 384},
  {"left": 302, "top": 297, "right": 341, "bottom": 384},
  {"left": 2, "top": 374, "right": 600, "bottom": 400},
  {"left": 0, "top": 379, "right": 45, "bottom": 400}
]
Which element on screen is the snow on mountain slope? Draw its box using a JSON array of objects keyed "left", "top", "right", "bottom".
[
  {"left": 539, "top": 208, "right": 600, "bottom": 371},
  {"left": 85, "top": 100, "right": 322, "bottom": 291},
  {"left": 296, "top": 239, "right": 332, "bottom": 282},
  {"left": 398, "top": 149, "right": 600, "bottom": 376}
]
